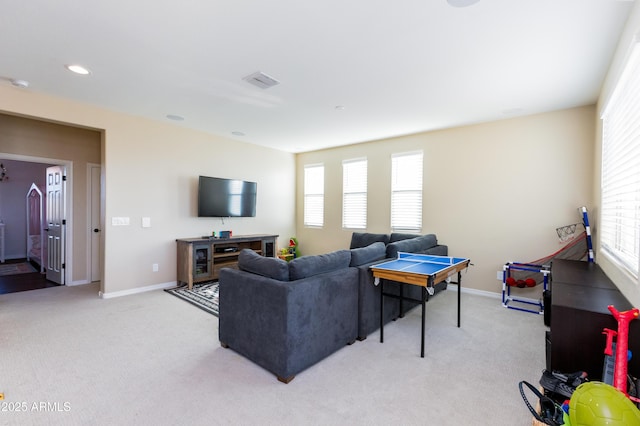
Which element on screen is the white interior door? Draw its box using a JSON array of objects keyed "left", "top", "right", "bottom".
[
  {"left": 46, "top": 166, "right": 65, "bottom": 284},
  {"left": 90, "top": 164, "right": 101, "bottom": 282}
]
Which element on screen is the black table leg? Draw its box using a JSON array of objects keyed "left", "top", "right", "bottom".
[
  {"left": 380, "top": 279, "right": 384, "bottom": 343},
  {"left": 421, "top": 286, "right": 426, "bottom": 358},
  {"left": 399, "top": 283, "right": 404, "bottom": 318},
  {"left": 457, "top": 271, "right": 462, "bottom": 328}
]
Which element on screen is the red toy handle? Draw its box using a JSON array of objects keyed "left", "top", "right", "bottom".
[
  {"left": 607, "top": 305, "right": 640, "bottom": 396},
  {"left": 603, "top": 328, "right": 617, "bottom": 356}
]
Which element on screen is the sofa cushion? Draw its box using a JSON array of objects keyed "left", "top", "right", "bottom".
[
  {"left": 237, "top": 249, "right": 290, "bottom": 281},
  {"left": 289, "top": 250, "right": 351, "bottom": 280},
  {"left": 350, "top": 242, "right": 387, "bottom": 267},
  {"left": 389, "top": 233, "right": 422, "bottom": 243},
  {"left": 350, "top": 232, "right": 390, "bottom": 249},
  {"left": 386, "top": 234, "right": 438, "bottom": 258}
]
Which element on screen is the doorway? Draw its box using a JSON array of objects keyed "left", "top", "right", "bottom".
[
  {"left": 0, "top": 112, "right": 103, "bottom": 294},
  {"left": 0, "top": 259, "right": 58, "bottom": 294},
  {"left": 0, "top": 154, "right": 73, "bottom": 294}
]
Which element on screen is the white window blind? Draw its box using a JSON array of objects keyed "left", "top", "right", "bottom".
[
  {"left": 601, "top": 42, "right": 640, "bottom": 278},
  {"left": 304, "top": 164, "right": 324, "bottom": 227},
  {"left": 391, "top": 151, "right": 423, "bottom": 232},
  {"left": 342, "top": 158, "right": 367, "bottom": 229}
]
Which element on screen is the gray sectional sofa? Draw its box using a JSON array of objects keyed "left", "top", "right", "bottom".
[
  {"left": 218, "top": 249, "right": 359, "bottom": 383},
  {"left": 218, "top": 232, "right": 448, "bottom": 383}
]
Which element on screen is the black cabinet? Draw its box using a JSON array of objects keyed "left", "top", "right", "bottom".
[{"left": 549, "top": 259, "right": 640, "bottom": 381}]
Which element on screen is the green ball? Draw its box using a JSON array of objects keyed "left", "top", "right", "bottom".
[{"left": 569, "top": 381, "right": 640, "bottom": 425}]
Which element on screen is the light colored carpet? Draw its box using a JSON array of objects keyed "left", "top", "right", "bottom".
[{"left": 0, "top": 283, "right": 546, "bottom": 425}]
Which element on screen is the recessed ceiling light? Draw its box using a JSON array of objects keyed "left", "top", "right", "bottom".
[
  {"left": 166, "top": 114, "right": 184, "bottom": 121},
  {"left": 10, "top": 79, "right": 29, "bottom": 88},
  {"left": 231, "top": 131, "right": 245, "bottom": 136},
  {"left": 447, "top": 0, "right": 480, "bottom": 7},
  {"left": 65, "top": 64, "right": 91, "bottom": 75}
]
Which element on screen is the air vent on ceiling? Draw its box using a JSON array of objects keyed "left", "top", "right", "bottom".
[{"left": 242, "top": 71, "right": 280, "bottom": 89}]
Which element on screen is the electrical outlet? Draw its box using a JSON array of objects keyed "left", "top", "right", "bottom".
[
  {"left": 152, "top": 263, "right": 159, "bottom": 272},
  {"left": 497, "top": 271, "right": 503, "bottom": 280}
]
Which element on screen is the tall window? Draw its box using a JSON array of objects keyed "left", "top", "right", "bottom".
[
  {"left": 601, "top": 42, "right": 640, "bottom": 279},
  {"left": 391, "top": 151, "right": 423, "bottom": 232},
  {"left": 342, "top": 158, "right": 367, "bottom": 229},
  {"left": 304, "top": 164, "right": 324, "bottom": 227}
]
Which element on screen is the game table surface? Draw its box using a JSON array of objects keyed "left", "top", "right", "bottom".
[{"left": 371, "top": 253, "right": 469, "bottom": 276}]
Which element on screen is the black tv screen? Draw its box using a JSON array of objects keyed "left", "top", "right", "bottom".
[{"left": 198, "top": 176, "right": 257, "bottom": 217}]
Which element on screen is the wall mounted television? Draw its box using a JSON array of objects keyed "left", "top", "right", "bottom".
[{"left": 198, "top": 175, "right": 257, "bottom": 217}]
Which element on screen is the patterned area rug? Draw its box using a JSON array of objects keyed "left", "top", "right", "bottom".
[
  {"left": 165, "top": 281, "right": 219, "bottom": 317},
  {"left": 0, "top": 262, "right": 37, "bottom": 276}
]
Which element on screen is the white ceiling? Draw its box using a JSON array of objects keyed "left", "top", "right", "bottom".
[{"left": 0, "top": 0, "right": 634, "bottom": 153}]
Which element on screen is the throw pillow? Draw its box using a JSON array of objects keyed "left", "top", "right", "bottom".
[
  {"left": 350, "top": 242, "right": 387, "bottom": 267},
  {"left": 386, "top": 235, "right": 435, "bottom": 258},
  {"left": 237, "top": 249, "right": 290, "bottom": 281},
  {"left": 289, "top": 249, "right": 351, "bottom": 280},
  {"left": 389, "top": 232, "right": 422, "bottom": 243},
  {"left": 349, "top": 232, "right": 390, "bottom": 249}
]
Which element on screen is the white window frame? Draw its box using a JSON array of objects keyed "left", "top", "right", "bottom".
[
  {"left": 600, "top": 40, "right": 640, "bottom": 280},
  {"left": 390, "top": 151, "right": 423, "bottom": 233},
  {"left": 342, "top": 158, "right": 367, "bottom": 230},
  {"left": 304, "top": 164, "right": 324, "bottom": 228}
]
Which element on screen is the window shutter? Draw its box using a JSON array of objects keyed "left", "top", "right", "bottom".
[
  {"left": 601, "top": 42, "right": 640, "bottom": 278},
  {"left": 304, "top": 164, "right": 324, "bottom": 227},
  {"left": 391, "top": 151, "right": 423, "bottom": 232},
  {"left": 342, "top": 158, "right": 367, "bottom": 229}
]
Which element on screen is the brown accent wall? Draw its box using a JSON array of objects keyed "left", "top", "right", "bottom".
[{"left": 0, "top": 113, "right": 101, "bottom": 283}]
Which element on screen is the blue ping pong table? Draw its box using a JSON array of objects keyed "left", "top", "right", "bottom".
[{"left": 370, "top": 252, "right": 471, "bottom": 357}]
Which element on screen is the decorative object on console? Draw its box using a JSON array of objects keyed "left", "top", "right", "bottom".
[{"left": 289, "top": 237, "right": 300, "bottom": 258}]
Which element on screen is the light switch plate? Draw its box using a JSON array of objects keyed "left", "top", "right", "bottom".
[{"left": 112, "top": 217, "right": 130, "bottom": 226}]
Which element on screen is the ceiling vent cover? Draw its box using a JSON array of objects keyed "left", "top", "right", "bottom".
[{"left": 242, "top": 71, "right": 280, "bottom": 89}]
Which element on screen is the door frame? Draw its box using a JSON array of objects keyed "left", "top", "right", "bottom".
[
  {"left": 87, "top": 163, "right": 102, "bottom": 282},
  {"left": 0, "top": 153, "right": 74, "bottom": 285}
]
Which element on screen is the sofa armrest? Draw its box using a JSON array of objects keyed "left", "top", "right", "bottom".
[{"left": 219, "top": 267, "right": 358, "bottom": 380}]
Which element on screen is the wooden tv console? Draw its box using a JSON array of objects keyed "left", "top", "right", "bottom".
[{"left": 176, "top": 234, "right": 278, "bottom": 289}]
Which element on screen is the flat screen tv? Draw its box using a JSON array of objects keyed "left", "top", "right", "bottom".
[{"left": 198, "top": 175, "right": 257, "bottom": 217}]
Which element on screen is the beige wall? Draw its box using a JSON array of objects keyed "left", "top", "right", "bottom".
[
  {"left": 0, "top": 86, "right": 296, "bottom": 296},
  {"left": 296, "top": 106, "right": 595, "bottom": 295},
  {"left": 0, "top": 113, "right": 100, "bottom": 283},
  {"left": 594, "top": 1, "right": 640, "bottom": 306}
]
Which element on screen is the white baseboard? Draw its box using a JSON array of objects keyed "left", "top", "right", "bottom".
[
  {"left": 445, "top": 283, "right": 501, "bottom": 299},
  {"left": 68, "top": 279, "right": 92, "bottom": 286},
  {"left": 99, "top": 281, "right": 177, "bottom": 299}
]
